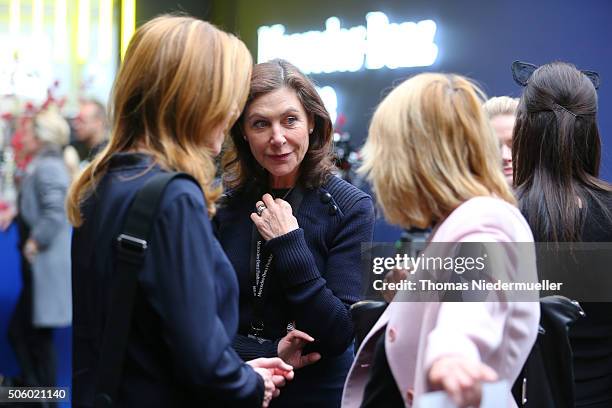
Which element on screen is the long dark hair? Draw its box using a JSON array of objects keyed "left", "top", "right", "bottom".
[
  {"left": 513, "top": 61, "right": 612, "bottom": 241},
  {"left": 222, "top": 59, "right": 335, "bottom": 190}
]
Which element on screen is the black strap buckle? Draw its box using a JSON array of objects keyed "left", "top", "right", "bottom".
[{"left": 117, "top": 234, "right": 148, "bottom": 257}]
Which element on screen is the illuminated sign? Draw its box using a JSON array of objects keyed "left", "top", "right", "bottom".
[
  {"left": 316, "top": 86, "right": 337, "bottom": 124},
  {"left": 258, "top": 12, "right": 438, "bottom": 74}
]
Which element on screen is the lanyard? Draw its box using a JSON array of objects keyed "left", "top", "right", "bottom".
[{"left": 248, "top": 186, "right": 304, "bottom": 340}]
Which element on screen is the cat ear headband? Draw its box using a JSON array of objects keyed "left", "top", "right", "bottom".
[{"left": 511, "top": 60, "right": 600, "bottom": 90}]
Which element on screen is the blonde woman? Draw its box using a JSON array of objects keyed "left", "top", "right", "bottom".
[
  {"left": 66, "top": 15, "right": 292, "bottom": 408},
  {"left": 5, "top": 108, "right": 71, "bottom": 390},
  {"left": 483, "top": 96, "right": 519, "bottom": 185},
  {"left": 342, "top": 74, "right": 539, "bottom": 407}
]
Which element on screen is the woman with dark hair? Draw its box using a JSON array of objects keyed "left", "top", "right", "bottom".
[
  {"left": 513, "top": 61, "right": 612, "bottom": 408},
  {"left": 215, "top": 59, "right": 375, "bottom": 407}
]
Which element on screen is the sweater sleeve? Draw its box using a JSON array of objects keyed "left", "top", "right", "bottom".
[
  {"left": 265, "top": 196, "right": 375, "bottom": 356},
  {"left": 140, "top": 190, "right": 263, "bottom": 406},
  {"left": 233, "top": 334, "right": 280, "bottom": 360}
]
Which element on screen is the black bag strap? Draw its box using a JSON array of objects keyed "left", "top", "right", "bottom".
[{"left": 94, "top": 171, "right": 198, "bottom": 408}]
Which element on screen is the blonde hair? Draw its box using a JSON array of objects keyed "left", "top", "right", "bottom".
[
  {"left": 359, "top": 73, "right": 515, "bottom": 229},
  {"left": 63, "top": 145, "right": 81, "bottom": 180},
  {"left": 67, "top": 15, "right": 252, "bottom": 226},
  {"left": 483, "top": 96, "right": 519, "bottom": 119},
  {"left": 34, "top": 108, "right": 70, "bottom": 147}
]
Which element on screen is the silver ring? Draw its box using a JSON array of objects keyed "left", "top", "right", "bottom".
[{"left": 256, "top": 204, "right": 267, "bottom": 216}]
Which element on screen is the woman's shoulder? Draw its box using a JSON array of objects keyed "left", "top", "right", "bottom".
[
  {"left": 159, "top": 175, "right": 206, "bottom": 210},
  {"left": 321, "top": 175, "right": 372, "bottom": 212},
  {"left": 28, "top": 156, "right": 70, "bottom": 190},
  {"left": 437, "top": 196, "right": 533, "bottom": 242},
  {"left": 33, "top": 153, "right": 69, "bottom": 176},
  {"left": 583, "top": 188, "right": 612, "bottom": 241},
  {"left": 216, "top": 185, "right": 253, "bottom": 214},
  {"left": 589, "top": 188, "right": 612, "bottom": 209}
]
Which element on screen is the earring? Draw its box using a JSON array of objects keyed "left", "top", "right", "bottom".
[{"left": 309, "top": 128, "right": 313, "bottom": 134}]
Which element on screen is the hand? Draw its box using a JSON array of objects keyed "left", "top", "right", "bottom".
[
  {"left": 24, "top": 238, "right": 39, "bottom": 263},
  {"left": 0, "top": 207, "right": 16, "bottom": 232},
  {"left": 252, "top": 366, "right": 275, "bottom": 407},
  {"left": 251, "top": 194, "right": 299, "bottom": 241},
  {"left": 427, "top": 356, "right": 498, "bottom": 408},
  {"left": 248, "top": 358, "right": 294, "bottom": 407},
  {"left": 381, "top": 268, "right": 408, "bottom": 303},
  {"left": 248, "top": 357, "right": 294, "bottom": 383},
  {"left": 277, "top": 329, "right": 322, "bottom": 369}
]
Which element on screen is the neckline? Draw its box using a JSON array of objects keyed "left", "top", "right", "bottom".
[{"left": 271, "top": 187, "right": 294, "bottom": 200}]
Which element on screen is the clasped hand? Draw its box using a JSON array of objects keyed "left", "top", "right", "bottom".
[
  {"left": 251, "top": 194, "right": 299, "bottom": 241},
  {"left": 247, "top": 357, "right": 294, "bottom": 408}
]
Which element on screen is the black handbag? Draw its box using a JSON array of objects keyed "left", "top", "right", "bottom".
[
  {"left": 350, "top": 300, "right": 387, "bottom": 351},
  {"left": 512, "top": 295, "right": 585, "bottom": 408}
]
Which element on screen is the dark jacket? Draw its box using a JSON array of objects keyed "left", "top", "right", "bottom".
[
  {"left": 570, "top": 191, "right": 612, "bottom": 407},
  {"left": 518, "top": 190, "right": 612, "bottom": 408},
  {"left": 71, "top": 153, "right": 263, "bottom": 407},
  {"left": 214, "top": 176, "right": 375, "bottom": 407}
]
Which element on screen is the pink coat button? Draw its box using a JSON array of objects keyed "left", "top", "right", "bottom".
[
  {"left": 406, "top": 389, "right": 414, "bottom": 406},
  {"left": 388, "top": 327, "right": 397, "bottom": 342}
]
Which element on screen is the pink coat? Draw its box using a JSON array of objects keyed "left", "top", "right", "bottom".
[{"left": 342, "top": 196, "right": 540, "bottom": 407}]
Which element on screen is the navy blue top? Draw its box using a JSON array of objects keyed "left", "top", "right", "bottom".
[
  {"left": 214, "top": 176, "right": 375, "bottom": 407},
  {"left": 71, "top": 153, "right": 263, "bottom": 407}
]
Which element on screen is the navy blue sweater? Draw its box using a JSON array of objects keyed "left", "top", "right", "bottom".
[
  {"left": 214, "top": 176, "right": 375, "bottom": 407},
  {"left": 71, "top": 153, "right": 263, "bottom": 407}
]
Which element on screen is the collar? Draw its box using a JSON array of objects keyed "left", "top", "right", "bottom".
[{"left": 107, "top": 152, "right": 154, "bottom": 171}]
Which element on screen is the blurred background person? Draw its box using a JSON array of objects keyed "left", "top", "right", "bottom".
[
  {"left": 217, "top": 59, "right": 375, "bottom": 407},
  {"left": 72, "top": 99, "right": 108, "bottom": 164},
  {"left": 513, "top": 61, "right": 612, "bottom": 408},
  {"left": 483, "top": 96, "right": 519, "bottom": 185},
  {"left": 0, "top": 116, "right": 32, "bottom": 234},
  {"left": 0, "top": 118, "right": 81, "bottom": 234},
  {"left": 66, "top": 15, "right": 292, "bottom": 408},
  {"left": 2, "top": 108, "right": 72, "bottom": 392},
  {"left": 343, "top": 73, "right": 539, "bottom": 408}
]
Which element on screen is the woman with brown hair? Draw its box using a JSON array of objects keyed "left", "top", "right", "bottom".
[
  {"left": 513, "top": 61, "right": 612, "bottom": 408},
  {"left": 67, "top": 15, "right": 291, "bottom": 407},
  {"left": 215, "top": 59, "right": 375, "bottom": 407}
]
